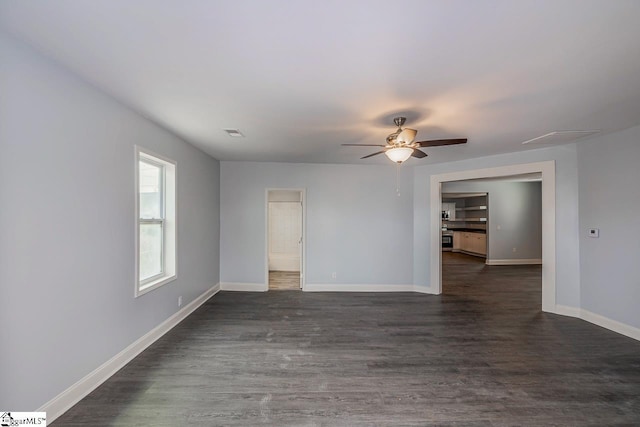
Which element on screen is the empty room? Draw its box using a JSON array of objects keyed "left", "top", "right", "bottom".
[{"left": 2, "top": 1, "right": 640, "bottom": 425}]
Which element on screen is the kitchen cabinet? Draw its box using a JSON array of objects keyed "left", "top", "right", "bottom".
[
  {"left": 455, "top": 195, "right": 487, "bottom": 223},
  {"left": 453, "top": 231, "right": 462, "bottom": 250},
  {"left": 454, "top": 231, "right": 486, "bottom": 257},
  {"left": 442, "top": 193, "right": 487, "bottom": 227},
  {"left": 469, "top": 232, "right": 486, "bottom": 255}
]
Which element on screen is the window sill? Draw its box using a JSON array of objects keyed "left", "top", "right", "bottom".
[{"left": 136, "top": 274, "right": 177, "bottom": 297}]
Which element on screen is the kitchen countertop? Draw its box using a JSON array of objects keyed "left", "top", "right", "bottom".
[{"left": 442, "top": 228, "right": 486, "bottom": 234}]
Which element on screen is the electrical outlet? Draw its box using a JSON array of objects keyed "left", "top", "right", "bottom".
[
  {"left": 496, "top": 225, "right": 501, "bottom": 230},
  {"left": 588, "top": 228, "right": 599, "bottom": 238},
  {"left": 331, "top": 272, "right": 337, "bottom": 279},
  {"left": 512, "top": 247, "right": 517, "bottom": 253},
  {"left": 178, "top": 296, "right": 182, "bottom": 307}
]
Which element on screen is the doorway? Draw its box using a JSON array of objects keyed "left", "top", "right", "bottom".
[
  {"left": 266, "top": 189, "right": 305, "bottom": 290},
  {"left": 440, "top": 178, "right": 542, "bottom": 315},
  {"left": 429, "top": 161, "right": 556, "bottom": 312}
]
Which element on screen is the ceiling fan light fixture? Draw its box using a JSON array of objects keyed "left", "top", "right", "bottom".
[
  {"left": 397, "top": 128, "right": 417, "bottom": 144},
  {"left": 385, "top": 147, "right": 413, "bottom": 163}
]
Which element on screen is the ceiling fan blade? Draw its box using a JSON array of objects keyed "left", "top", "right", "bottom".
[
  {"left": 361, "top": 151, "right": 386, "bottom": 159},
  {"left": 342, "top": 143, "right": 387, "bottom": 147},
  {"left": 417, "top": 138, "right": 467, "bottom": 147},
  {"left": 411, "top": 148, "right": 428, "bottom": 158}
]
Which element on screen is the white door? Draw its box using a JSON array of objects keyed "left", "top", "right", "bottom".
[{"left": 268, "top": 201, "right": 302, "bottom": 272}]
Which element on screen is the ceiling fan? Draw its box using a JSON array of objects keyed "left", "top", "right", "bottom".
[{"left": 342, "top": 117, "right": 467, "bottom": 163}]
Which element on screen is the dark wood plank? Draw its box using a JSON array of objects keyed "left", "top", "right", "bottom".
[{"left": 52, "top": 253, "right": 640, "bottom": 425}]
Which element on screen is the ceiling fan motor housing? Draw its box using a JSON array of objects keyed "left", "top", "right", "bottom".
[{"left": 393, "top": 117, "right": 406, "bottom": 128}]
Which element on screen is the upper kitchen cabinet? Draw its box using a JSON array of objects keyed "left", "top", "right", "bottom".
[{"left": 442, "top": 193, "right": 488, "bottom": 231}]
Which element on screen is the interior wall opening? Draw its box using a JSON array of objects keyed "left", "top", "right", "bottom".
[
  {"left": 440, "top": 175, "right": 543, "bottom": 311},
  {"left": 429, "top": 161, "right": 556, "bottom": 312},
  {"left": 267, "top": 189, "right": 304, "bottom": 291}
]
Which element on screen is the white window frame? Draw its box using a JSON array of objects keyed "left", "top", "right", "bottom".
[{"left": 135, "top": 146, "right": 177, "bottom": 297}]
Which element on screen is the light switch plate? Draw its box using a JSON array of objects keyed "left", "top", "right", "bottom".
[{"left": 588, "top": 228, "right": 599, "bottom": 238}]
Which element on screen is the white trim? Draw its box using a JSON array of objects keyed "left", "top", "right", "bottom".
[
  {"left": 430, "top": 160, "right": 556, "bottom": 312},
  {"left": 413, "top": 286, "right": 437, "bottom": 294},
  {"left": 220, "top": 282, "right": 268, "bottom": 292},
  {"left": 135, "top": 146, "right": 178, "bottom": 297},
  {"left": 552, "top": 304, "right": 582, "bottom": 317},
  {"left": 551, "top": 305, "right": 640, "bottom": 342},
  {"left": 454, "top": 250, "right": 486, "bottom": 258},
  {"left": 137, "top": 274, "right": 177, "bottom": 296},
  {"left": 580, "top": 309, "right": 640, "bottom": 342},
  {"left": 485, "top": 258, "right": 543, "bottom": 265},
  {"left": 39, "top": 283, "right": 220, "bottom": 423},
  {"left": 305, "top": 283, "right": 415, "bottom": 292}
]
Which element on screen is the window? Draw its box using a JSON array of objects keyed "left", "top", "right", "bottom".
[{"left": 135, "top": 147, "right": 176, "bottom": 296}]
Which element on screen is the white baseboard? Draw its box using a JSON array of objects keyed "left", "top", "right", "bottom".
[
  {"left": 413, "top": 286, "right": 437, "bottom": 294},
  {"left": 220, "top": 282, "right": 267, "bottom": 292},
  {"left": 552, "top": 304, "right": 640, "bottom": 342},
  {"left": 552, "top": 304, "right": 582, "bottom": 317},
  {"left": 486, "top": 258, "right": 542, "bottom": 265},
  {"left": 304, "top": 283, "right": 415, "bottom": 292},
  {"left": 580, "top": 308, "right": 640, "bottom": 342},
  {"left": 39, "top": 283, "right": 220, "bottom": 423}
]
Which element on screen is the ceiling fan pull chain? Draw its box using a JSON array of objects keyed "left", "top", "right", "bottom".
[{"left": 396, "top": 163, "right": 401, "bottom": 196}]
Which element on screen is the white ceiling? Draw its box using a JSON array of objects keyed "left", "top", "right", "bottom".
[{"left": 2, "top": 0, "right": 640, "bottom": 165}]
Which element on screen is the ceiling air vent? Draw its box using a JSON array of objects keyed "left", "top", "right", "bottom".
[
  {"left": 223, "top": 129, "right": 244, "bottom": 137},
  {"left": 521, "top": 130, "right": 599, "bottom": 145}
]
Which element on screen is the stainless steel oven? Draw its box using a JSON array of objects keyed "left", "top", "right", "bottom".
[{"left": 442, "top": 233, "right": 453, "bottom": 249}]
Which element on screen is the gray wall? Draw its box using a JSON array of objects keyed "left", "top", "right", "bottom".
[
  {"left": 441, "top": 181, "right": 542, "bottom": 261},
  {"left": 413, "top": 145, "right": 581, "bottom": 307},
  {"left": 578, "top": 125, "right": 640, "bottom": 329},
  {"left": 220, "top": 162, "right": 414, "bottom": 286},
  {"left": 0, "top": 34, "right": 220, "bottom": 409}
]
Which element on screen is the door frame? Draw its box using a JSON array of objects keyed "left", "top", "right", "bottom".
[
  {"left": 430, "top": 161, "right": 556, "bottom": 312},
  {"left": 265, "top": 188, "right": 307, "bottom": 291}
]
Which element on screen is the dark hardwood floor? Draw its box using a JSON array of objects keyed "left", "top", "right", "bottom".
[{"left": 53, "top": 253, "right": 640, "bottom": 426}]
